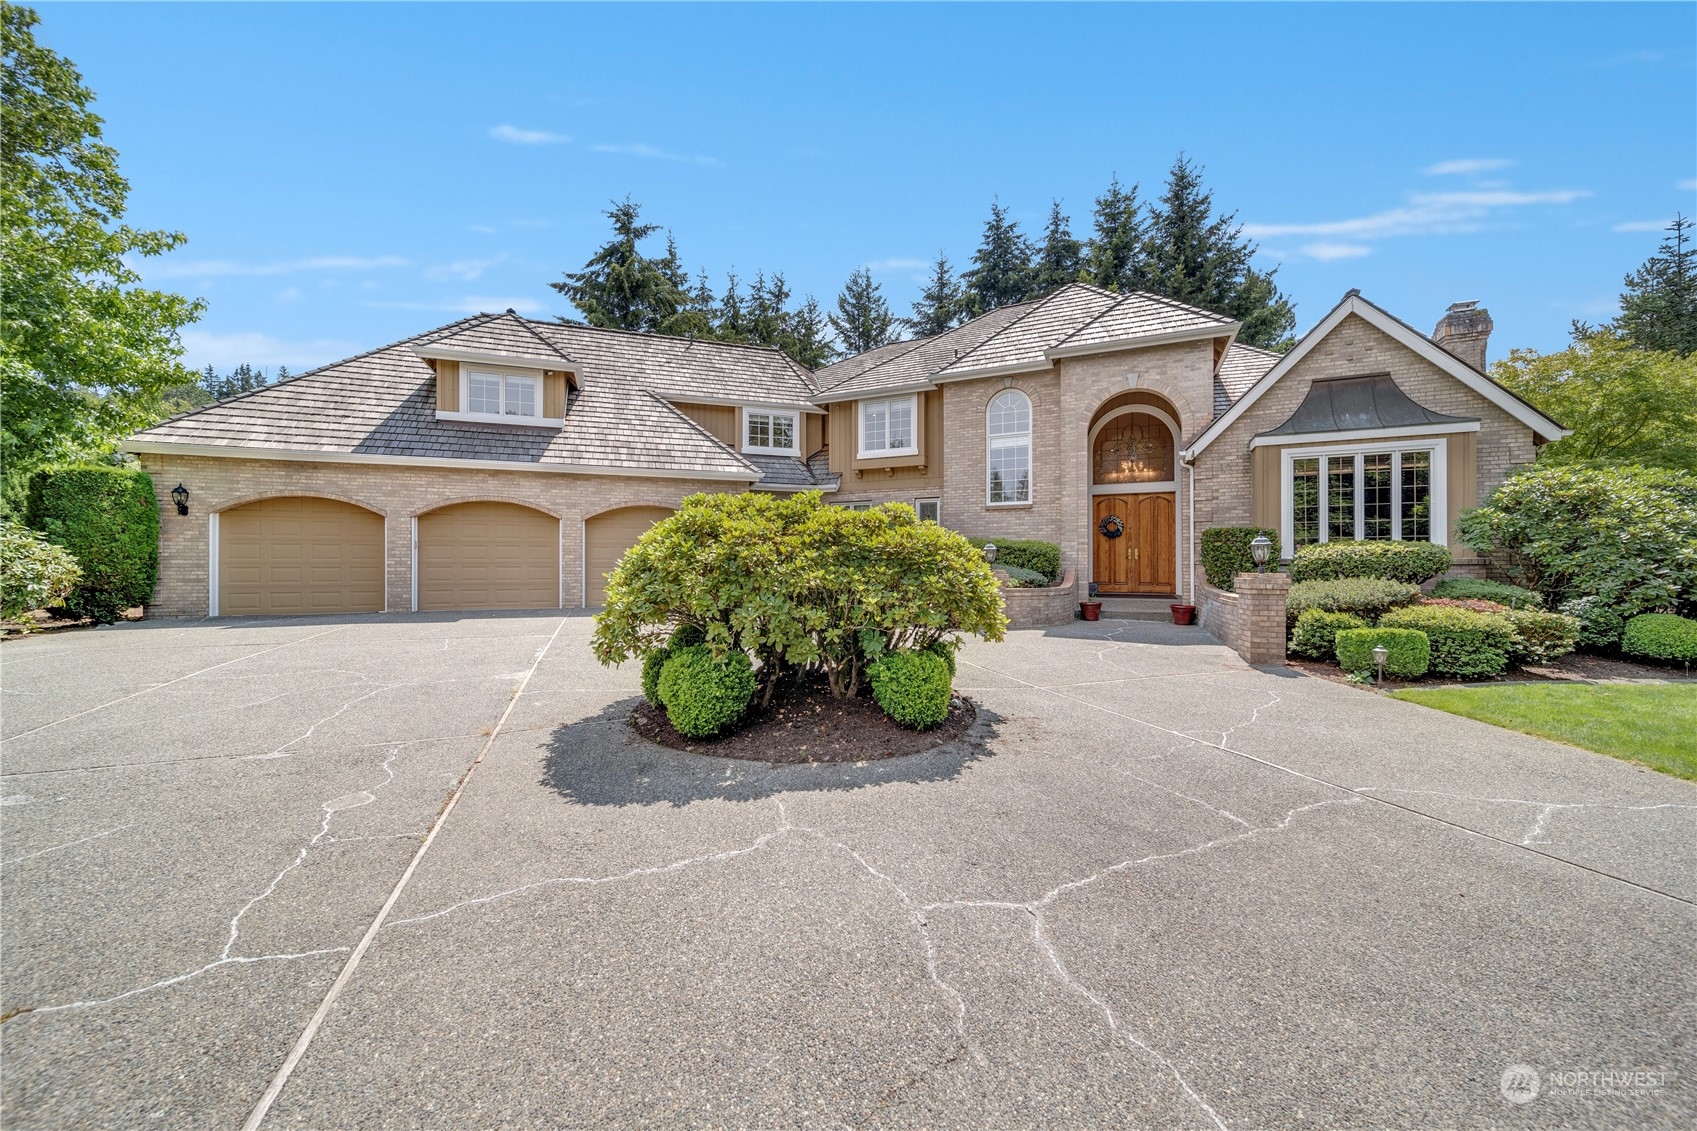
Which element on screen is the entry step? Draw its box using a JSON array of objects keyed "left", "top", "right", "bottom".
[{"left": 1094, "top": 597, "right": 1179, "bottom": 622}]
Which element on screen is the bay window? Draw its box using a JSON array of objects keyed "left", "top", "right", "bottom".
[{"left": 1283, "top": 441, "right": 1444, "bottom": 549}]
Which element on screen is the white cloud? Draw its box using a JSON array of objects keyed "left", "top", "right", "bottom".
[
  {"left": 274, "top": 286, "right": 302, "bottom": 303},
  {"left": 424, "top": 255, "right": 504, "bottom": 282},
  {"left": 141, "top": 255, "right": 409, "bottom": 280},
  {"left": 591, "top": 142, "right": 722, "bottom": 167},
  {"left": 1299, "top": 242, "right": 1373, "bottom": 262},
  {"left": 1613, "top": 219, "right": 1675, "bottom": 233},
  {"left": 365, "top": 297, "right": 547, "bottom": 315},
  {"left": 180, "top": 329, "right": 358, "bottom": 370},
  {"left": 1680, "top": 179, "right": 1697, "bottom": 192},
  {"left": 489, "top": 124, "right": 570, "bottom": 145},
  {"left": 1423, "top": 158, "right": 1514, "bottom": 176},
  {"left": 1244, "top": 188, "right": 1590, "bottom": 241}
]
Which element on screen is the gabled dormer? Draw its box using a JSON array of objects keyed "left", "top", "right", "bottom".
[{"left": 411, "top": 313, "right": 579, "bottom": 429}]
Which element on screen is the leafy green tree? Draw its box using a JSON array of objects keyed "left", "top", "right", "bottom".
[
  {"left": 1032, "top": 199, "right": 1084, "bottom": 295},
  {"left": 1491, "top": 329, "right": 1697, "bottom": 471},
  {"left": 1081, "top": 175, "right": 1144, "bottom": 292},
  {"left": 549, "top": 196, "right": 688, "bottom": 332},
  {"left": 1611, "top": 214, "right": 1696, "bottom": 355},
  {"left": 829, "top": 266, "right": 899, "bottom": 356},
  {"left": 963, "top": 199, "right": 1036, "bottom": 314},
  {"left": 1140, "top": 154, "right": 1296, "bottom": 349},
  {"left": 1, "top": 4, "right": 204, "bottom": 498},
  {"left": 906, "top": 251, "right": 965, "bottom": 336}
]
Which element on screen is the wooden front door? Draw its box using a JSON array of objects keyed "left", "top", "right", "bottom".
[{"left": 1092, "top": 493, "right": 1176, "bottom": 595}]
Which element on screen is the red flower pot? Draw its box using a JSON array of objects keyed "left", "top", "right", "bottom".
[
  {"left": 1170, "top": 603, "right": 1197, "bottom": 625},
  {"left": 1080, "top": 601, "right": 1102, "bottom": 622}
]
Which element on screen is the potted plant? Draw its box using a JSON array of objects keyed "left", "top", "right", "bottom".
[
  {"left": 1079, "top": 599, "right": 1103, "bottom": 622},
  {"left": 1170, "top": 602, "right": 1196, "bottom": 625}
]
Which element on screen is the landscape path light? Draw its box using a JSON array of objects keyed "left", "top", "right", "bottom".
[
  {"left": 982, "top": 542, "right": 997, "bottom": 565},
  {"left": 1373, "top": 644, "right": 1389, "bottom": 684},
  {"left": 1249, "top": 535, "right": 1272, "bottom": 572}
]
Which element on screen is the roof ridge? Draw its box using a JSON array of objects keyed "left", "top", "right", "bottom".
[
  {"left": 645, "top": 391, "right": 760, "bottom": 475},
  {"left": 942, "top": 289, "right": 1079, "bottom": 373},
  {"left": 500, "top": 311, "right": 579, "bottom": 366},
  {"left": 814, "top": 334, "right": 935, "bottom": 393},
  {"left": 1123, "top": 289, "right": 1236, "bottom": 324},
  {"left": 526, "top": 315, "right": 805, "bottom": 359}
]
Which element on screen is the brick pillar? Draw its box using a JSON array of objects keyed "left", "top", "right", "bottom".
[{"left": 1234, "top": 571, "right": 1292, "bottom": 665}]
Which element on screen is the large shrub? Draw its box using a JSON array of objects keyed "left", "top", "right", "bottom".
[
  {"left": 656, "top": 645, "right": 756, "bottom": 737},
  {"left": 1379, "top": 605, "right": 1515, "bottom": 679},
  {"left": 0, "top": 520, "right": 82, "bottom": 620},
  {"left": 966, "top": 537, "right": 1059, "bottom": 581},
  {"left": 1558, "top": 595, "right": 1629, "bottom": 651},
  {"left": 1286, "top": 578, "right": 1421, "bottom": 629},
  {"left": 1290, "top": 609, "right": 1366, "bottom": 660},
  {"left": 26, "top": 465, "right": 159, "bottom": 623},
  {"left": 1457, "top": 463, "right": 1697, "bottom": 619},
  {"left": 1288, "top": 540, "right": 1453, "bottom": 584},
  {"left": 1621, "top": 613, "right": 1697, "bottom": 665},
  {"left": 1335, "top": 628, "right": 1431, "bottom": 680},
  {"left": 1431, "top": 578, "right": 1543, "bottom": 609},
  {"left": 867, "top": 650, "right": 952, "bottom": 730},
  {"left": 1500, "top": 607, "right": 1581, "bottom": 665},
  {"left": 1200, "top": 527, "right": 1280, "bottom": 591}
]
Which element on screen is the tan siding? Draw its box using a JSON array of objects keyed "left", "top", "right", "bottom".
[
  {"left": 435, "top": 360, "right": 459, "bottom": 413},
  {"left": 804, "top": 412, "right": 824, "bottom": 456},
  {"left": 672, "top": 402, "right": 740, "bottom": 446},
  {"left": 544, "top": 372, "right": 568, "bottom": 419},
  {"left": 584, "top": 505, "right": 673, "bottom": 606},
  {"left": 417, "top": 501, "right": 559, "bottom": 611},
  {"left": 219, "top": 496, "right": 384, "bottom": 615},
  {"left": 1252, "top": 446, "right": 1279, "bottom": 528},
  {"left": 1447, "top": 430, "right": 1476, "bottom": 544}
]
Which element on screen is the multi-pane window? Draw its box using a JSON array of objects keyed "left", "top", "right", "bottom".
[
  {"left": 1292, "top": 458, "right": 1320, "bottom": 546},
  {"left": 1327, "top": 457, "right": 1356, "bottom": 541},
  {"left": 1401, "top": 450, "right": 1431, "bottom": 540},
  {"left": 745, "top": 411, "right": 797, "bottom": 453},
  {"left": 465, "top": 369, "right": 539, "bottom": 418},
  {"left": 987, "top": 390, "right": 1031, "bottom": 504},
  {"left": 1289, "top": 447, "right": 1437, "bottom": 547},
  {"left": 861, "top": 397, "right": 916, "bottom": 454},
  {"left": 1363, "top": 452, "right": 1393, "bottom": 540}
]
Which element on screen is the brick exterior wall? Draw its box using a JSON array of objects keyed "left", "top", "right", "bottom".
[
  {"left": 1000, "top": 569, "right": 1079, "bottom": 628},
  {"left": 136, "top": 453, "right": 742, "bottom": 617},
  {"left": 1197, "top": 572, "right": 1291, "bottom": 666}
]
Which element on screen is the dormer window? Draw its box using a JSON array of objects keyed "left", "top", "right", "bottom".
[
  {"left": 744, "top": 410, "right": 799, "bottom": 454},
  {"left": 467, "top": 367, "right": 539, "bottom": 419}
]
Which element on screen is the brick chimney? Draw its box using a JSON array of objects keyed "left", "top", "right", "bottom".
[{"left": 1433, "top": 300, "right": 1492, "bottom": 371}]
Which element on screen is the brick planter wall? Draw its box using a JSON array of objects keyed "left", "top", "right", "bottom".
[
  {"left": 1198, "top": 572, "right": 1292, "bottom": 665},
  {"left": 1001, "top": 569, "right": 1078, "bottom": 629}
]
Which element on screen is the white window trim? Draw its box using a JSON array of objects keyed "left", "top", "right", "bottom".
[
  {"left": 915, "top": 497, "right": 941, "bottom": 523},
  {"left": 857, "top": 395, "right": 919, "bottom": 458},
  {"left": 742, "top": 408, "right": 801, "bottom": 455},
  {"left": 986, "top": 390, "right": 1033, "bottom": 507},
  {"left": 440, "top": 363, "right": 563, "bottom": 427},
  {"left": 1280, "top": 437, "right": 1448, "bottom": 553},
  {"left": 1086, "top": 404, "right": 1179, "bottom": 497}
]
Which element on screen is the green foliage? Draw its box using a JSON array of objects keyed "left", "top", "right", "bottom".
[
  {"left": 1431, "top": 578, "right": 1543, "bottom": 608},
  {"left": 1379, "top": 605, "right": 1514, "bottom": 679},
  {"left": 1500, "top": 606, "right": 1581, "bottom": 665},
  {"left": 1621, "top": 613, "right": 1697, "bottom": 664},
  {"left": 925, "top": 638, "right": 957, "bottom": 678},
  {"left": 0, "top": 517, "right": 80, "bottom": 619},
  {"left": 1, "top": 5, "right": 205, "bottom": 480},
  {"left": 829, "top": 266, "right": 899, "bottom": 356},
  {"left": 1032, "top": 199, "right": 1083, "bottom": 293},
  {"left": 997, "top": 564, "right": 1050, "bottom": 588},
  {"left": 1490, "top": 329, "right": 1697, "bottom": 471},
  {"left": 1335, "top": 628, "right": 1431, "bottom": 680},
  {"left": 1286, "top": 577, "right": 1421, "bottom": 628},
  {"left": 963, "top": 199, "right": 1037, "bottom": 314},
  {"left": 656, "top": 645, "right": 756, "bottom": 737},
  {"left": 25, "top": 463, "right": 156, "bottom": 622},
  {"left": 905, "top": 251, "right": 966, "bottom": 337},
  {"left": 1290, "top": 609, "right": 1366, "bottom": 660},
  {"left": 1559, "top": 595, "right": 1629, "bottom": 651},
  {"left": 1288, "top": 540, "right": 1453, "bottom": 584},
  {"left": 550, "top": 196, "right": 689, "bottom": 333},
  {"left": 1457, "top": 463, "right": 1697, "bottom": 618},
  {"left": 866, "top": 649, "right": 952, "bottom": 730},
  {"left": 1199, "top": 526, "right": 1279, "bottom": 591},
  {"left": 1610, "top": 214, "right": 1696, "bottom": 356},
  {"left": 965, "top": 537, "right": 1060, "bottom": 580},
  {"left": 641, "top": 649, "right": 670, "bottom": 708},
  {"left": 1080, "top": 174, "right": 1144, "bottom": 293}
]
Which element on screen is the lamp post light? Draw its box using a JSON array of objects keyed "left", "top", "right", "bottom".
[
  {"left": 170, "top": 483, "right": 190, "bottom": 516},
  {"left": 1372, "top": 644, "right": 1389, "bottom": 685},
  {"left": 1249, "top": 534, "right": 1272, "bottom": 573},
  {"left": 982, "top": 542, "right": 997, "bottom": 565}
]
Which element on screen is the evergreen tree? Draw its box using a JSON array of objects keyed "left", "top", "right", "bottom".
[
  {"left": 906, "top": 251, "right": 966, "bottom": 336},
  {"left": 549, "top": 196, "right": 687, "bottom": 332},
  {"left": 1611, "top": 215, "right": 1696, "bottom": 355},
  {"left": 1080, "top": 174, "right": 1144, "bottom": 292},
  {"left": 718, "top": 270, "right": 749, "bottom": 342},
  {"left": 829, "top": 266, "right": 900, "bottom": 356},
  {"left": 199, "top": 362, "right": 272, "bottom": 400},
  {"left": 963, "top": 199, "right": 1036, "bottom": 314},
  {"left": 788, "top": 295, "right": 835, "bottom": 370},
  {"left": 668, "top": 268, "right": 719, "bottom": 339},
  {"left": 1140, "top": 154, "right": 1295, "bottom": 349},
  {"left": 746, "top": 270, "right": 794, "bottom": 349},
  {"left": 1032, "top": 200, "right": 1084, "bottom": 296}
]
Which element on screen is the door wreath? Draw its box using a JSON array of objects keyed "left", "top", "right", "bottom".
[{"left": 1098, "top": 514, "right": 1125, "bottom": 538}]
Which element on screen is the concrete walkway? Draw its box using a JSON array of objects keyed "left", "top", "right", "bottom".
[{"left": 2, "top": 614, "right": 1692, "bottom": 1129}]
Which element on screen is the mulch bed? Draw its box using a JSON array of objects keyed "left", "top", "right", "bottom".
[
  {"left": 629, "top": 674, "right": 977, "bottom": 763},
  {"left": 1290, "top": 649, "right": 1693, "bottom": 692}
]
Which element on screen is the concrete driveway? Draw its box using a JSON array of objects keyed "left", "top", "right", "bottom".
[{"left": 2, "top": 613, "right": 1693, "bottom": 1130}]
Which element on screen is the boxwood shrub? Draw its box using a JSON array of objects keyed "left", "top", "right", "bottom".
[
  {"left": 1378, "top": 605, "right": 1515, "bottom": 679},
  {"left": 1288, "top": 541, "right": 1453, "bottom": 584},
  {"left": 925, "top": 638, "right": 958, "bottom": 678},
  {"left": 656, "top": 645, "right": 756, "bottom": 737},
  {"left": 867, "top": 649, "right": 952, "bottom": 730},
  {"left": 966, "top": 537, "right": 1059, "bottom": 581},
  {"left": 1621, "top": 613, "right": 1697, "bottom": 664},
  {"left": 1431, "top": 578, "right": 1543, "bottom": 609},
  {"left": 640, "top": 623, "right": 707, "bottom": 707},
  {"left": 1200, "top": 527, "right": 1280, "bottom": 592},
  {"left": 26, "top": 465, "right": 159, "bottom": 623},
  {"left": 1290, "top": 609, "right": 1367, "bottom": 660},
  {"left": 1335, "top": 627, "right": 1431, "bottom": 680},
  {"left": 0, "top": 520, "right": 82, "bottom": 620},
  {"left": 1286, "top": 578, "right": 1421, "bottom": 629}
]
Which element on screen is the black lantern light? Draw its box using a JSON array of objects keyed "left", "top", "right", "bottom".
[
  {"left": 1249, "top": 534, "right": 1272, "bottom": 573},
  {"left": 170, "top": 483, "right": 190, "bottom": 516}
]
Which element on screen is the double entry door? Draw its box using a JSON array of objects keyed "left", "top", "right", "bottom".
[{"left": 1092, "top": 493, "right": 1175, "bottom": 595}]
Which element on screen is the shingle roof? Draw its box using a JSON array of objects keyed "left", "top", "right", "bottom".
[
  {"left": 743, "top": 451, "right": 840, "bottom": 492},
  {"left": 414, "top": 314, "right": 577, "bottom": 368},
  {"left": 1212, "top": 343, "right": 1282, "bottom": 417},
  {"left": 813, "top": 335, "right": 929, "bottom": 391},
  {"left": 935, "top": 287, "right": 1120, "bottom": 376},
  {"left": 813, "top": 303, "right": 1036, "bottom": 401},
  {"left": 1053, "top": 290, "right": 1236, "bottom": 352},
  {"left": 525, "top": 318, "right": 819, "bottom": 405}
]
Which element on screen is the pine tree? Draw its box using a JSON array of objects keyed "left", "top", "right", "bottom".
[
  {"left": 718, "top": 270, "right": 749, "bottom": 342},
  {"left": 829, "top": 267, "right": 900, "bottom": 356},
  {"left": 1611, "top": 215, "right": 1697, "bottom": 355},
  {"left": 1080, "top": 174, "right": 1144, "bottom": 292},
  {"left": 788, "top": 295, "right": 835, "bottom": 370},
  {"left": 199, "top": 363, "right": 272, "bottom": 400},
  {"left": 549, "top": 196, "right": 687, "bottom": 332},
  {"left": 1032, "top": 200, "right": 1084, "bottom": 296},
  {"left": 906, "top": 252, "right": 965, "bottom": 336},
  {"left": 746, "top": 270, "right": 795, "bottom": 349},
  {"left": 668, "top": 268, "right": 719, "bottom": 339},
  {"left": 963, "top": 199, "right": 1036, "bottom": 314}
]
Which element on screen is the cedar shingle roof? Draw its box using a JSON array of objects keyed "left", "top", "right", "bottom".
[
  {"left": 936, "top": 287, "right": 1120, "bottom": 376},
  {"left": 1213, "top": 343, "right": 1282, "bottom": 417},
  {"left": 813, "top": 302, "right": 1036, "bottom": 401}
]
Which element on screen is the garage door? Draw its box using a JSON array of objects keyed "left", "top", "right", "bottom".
[
  {"left": 416, "top": 501, "right": 559, "bottom": 611},
  {"left": 584, "top": 506, "right": 673, "bottom": 606},
  {"left": 218, "top": 496, "right": 385, "bottom": 616}
]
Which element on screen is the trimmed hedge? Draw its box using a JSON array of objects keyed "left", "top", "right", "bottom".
[
  {"left": 1288, "top": 540, "right": 1453, "bottom": 584},
  {"left": 1290, "top": 609, "right": 1367, "bottom": 660},
  {"left": 925, "top": 638, "right": 958, "bottom": 678},
  {"left": 1379, "top": 605, "right": 1515, "bottom": 679},
  {"left": 1286, "top": 578, "right": 1421, "bottom": 629},
  {"left": 0, "top": 520, "right": 82, "bottom": 620},
  {"left": 867, "top": 649, "right": 952, "bottom": 730},
  {"left": 1431, "top": 578, "right": 1543, "bottom": 609},
  {"left": 640, "top": 623, "right": 708, "bottom": 707},
  {"left": 966, "top": 537, "right": 1060, "bottom": 581},
  {"left": 1200, "top": 527, "right": 1280, "bottom": 592},
  {"left": 1559, "top": 595, "right": 1629, "bottom": 651},
  {"left": 656, "top": 645, "right": 756, "bottom": 737},
  {"left": 1335, "top": 628, "right": 1431, "bottom": 680},
  {"left": 1621, "top": 613, "right": 1697, "bottom": 664},
  {"left": 26, "top": 465, "right": 159, "bottom": 623},
  {"left": 1501, "top": 607, "right": 1581, "bottom": 665}
]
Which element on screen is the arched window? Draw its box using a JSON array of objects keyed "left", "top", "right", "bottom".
[
  {"left": 987, "top": 390, "right": 1032, "bottom": 504},
  {"left": 1092, "top": 411, "right": 1174, "bottom": 485}
]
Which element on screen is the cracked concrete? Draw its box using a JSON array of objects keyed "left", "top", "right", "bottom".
[{"left": 2, "top": 613, "right": 1693, "bottom": 1129}]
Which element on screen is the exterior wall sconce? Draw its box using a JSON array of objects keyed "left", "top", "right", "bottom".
[
  {"left": 170, "top": 483, "right": 190, "bottom": 516},
  {"left": 1372, "top": 644, "right": 1389, "bottom": 684},
  {"left": 1249, "top": 534, "right": 1272, "bottom": 572},
  {"left": 982, "top": 542, "right": 998, "bottom": 565}
]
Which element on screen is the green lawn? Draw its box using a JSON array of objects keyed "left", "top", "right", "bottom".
[{"left": 1391, "top": 682, "right": 1697, "bottom": 781}]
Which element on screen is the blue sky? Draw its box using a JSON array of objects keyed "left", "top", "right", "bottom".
[{"left": 40, "top": 2, "right": 1697, "bottom": 374}]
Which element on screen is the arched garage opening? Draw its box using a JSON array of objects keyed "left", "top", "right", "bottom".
[
  {"left": 217, "top": 496, "right": 384, "bottom": 616},
  {"left": 583, "top": 505, "right": 674, "bottom": 607},
  {"left": 416, "top": 501, "right": 560, "bottom": 611}
]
